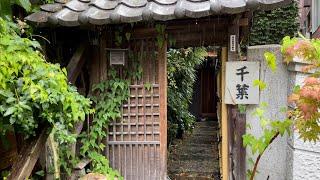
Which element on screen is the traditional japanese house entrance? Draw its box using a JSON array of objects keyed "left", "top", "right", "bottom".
[{"left": 25, "top": 1, "right": 291, "bottom": 180}]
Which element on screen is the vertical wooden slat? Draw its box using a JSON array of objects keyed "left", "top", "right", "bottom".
[
  {"left": 106, "top": 37, "right": 165, "bottom": 180},
  {"left": 158, "top": 35, "right": 167, "bottom": 179},
  {"left": 221, "top": 47, "right": 229, "bottom": 180}
]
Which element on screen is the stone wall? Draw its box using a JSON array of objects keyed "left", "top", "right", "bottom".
[
  {"left": 246, "top": 45, "right": 289, "bottom": 180},
  {"left": 245, "top": 45, "right": 320, "bottom": 180}
]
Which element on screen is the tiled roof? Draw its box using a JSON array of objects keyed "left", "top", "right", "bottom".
[{"left": 25, "top": 0, "right": 292, "bottom": 27}]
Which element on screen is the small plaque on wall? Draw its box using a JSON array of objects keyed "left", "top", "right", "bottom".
[
  {"left": 107, "top": 49, "right": 128, "bottom": 66},
  {"left": 225, "top": 61, "right": 260, "bottom": 104}
]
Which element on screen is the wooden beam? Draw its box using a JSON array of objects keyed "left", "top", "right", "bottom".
[
  {"left": 158, "top": 34, "right": 168, "bottom": 179},
  {"left": 67, "top": 43, "right": 87, "bottom": 84},
  {"left": 239, "top": 18, "right": 249, "bottom": 26},
  {"left": 221, "top": 47, "right": 229, "bottom": 180},
  {"left": 7, "top": 127, "right": 50, "bottom": 180}
]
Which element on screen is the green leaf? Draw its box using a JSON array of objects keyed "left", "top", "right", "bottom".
[
  {"left": 293, "top": 85, "right": 300, "bottom": 93},
  {"left": 264, "top": 51, "right": 277, "bottom": 72},
  {"left": 35, "top": 170, "right": 45, "bottom": 177},
  {"left": 253, "top": 79, "right": 267, "bottom": 90},
  {"left": 0, "top": 1, "right": 12, "bottom": 18},
  {"left": 144, "top": 82, "right": 152, "bottom": 91},
  {"left": 14, "top": 0, "right": 32, "bottom": 12},
  {"left": 4, "top": 106, "right": 16, "bottom": 117},
  {"left": 125, "top": 32, "right": 131, "bottom": 41},
  {"left": 238, "top": 104, "right": 246, "bottom": 114}
]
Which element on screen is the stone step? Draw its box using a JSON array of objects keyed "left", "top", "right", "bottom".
[
  {"left": 176, "top": 154, "right": 218, "bottom": 161},
  {"left": 170, "top": 172, "right": 221, "bottom": 180},
  {"left": 168, "top": 121, "right": 220, "bottom": 180},
  {"left": 192, "top": 131, "right": 217, "bottom": 135},
  {"left": 184, "top": 138, "right": 216, "bottom": 145}
]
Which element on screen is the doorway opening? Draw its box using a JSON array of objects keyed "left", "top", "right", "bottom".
[{"left": 167, "top": 47, "right": 221, "bottom": 180}]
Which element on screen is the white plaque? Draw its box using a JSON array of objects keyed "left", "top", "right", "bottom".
[
  {"left": 230, "top": 35, "right": 236, "bottom": 52},
  {"left": 225, "top": 61, "right": 260, "bottom": 104}
]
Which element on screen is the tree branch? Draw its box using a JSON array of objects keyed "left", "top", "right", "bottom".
[{"left": 250, "top": 131, "right": 280, "bottom": 180}]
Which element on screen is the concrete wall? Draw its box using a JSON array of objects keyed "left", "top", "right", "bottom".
[
  {"left": 287, "top": 57, "right": 320, "bottom": 180},
  {"left": 246, "top": 45, "right": 289, "bottom": 180}
]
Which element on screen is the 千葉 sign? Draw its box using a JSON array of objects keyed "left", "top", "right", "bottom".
[{"left": 225, "top": 61, "right": 260, "bottom": 104}]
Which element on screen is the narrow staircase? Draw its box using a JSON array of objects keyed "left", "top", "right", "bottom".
[{"left": 168, "top": 121, "right": 220, "bottom": 180}]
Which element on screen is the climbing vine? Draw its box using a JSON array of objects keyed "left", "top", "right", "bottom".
[
  {"left": 248, "top": 1, "right": 299, "bottom": 46},
  {"left": 79, "top": 69, "right": 129, "bottom": 179},
  {"left": 79, "top": 26, "right": 144, "bottom": 177}
]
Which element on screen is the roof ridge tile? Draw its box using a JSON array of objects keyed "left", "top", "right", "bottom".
[{"left": 25, "top": 0, "right": 292, "bottom": 26}]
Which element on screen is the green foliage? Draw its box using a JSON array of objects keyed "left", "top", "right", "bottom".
[
  {"left": 244, "top": 106, "right": 292, "bottom": 154},
  {"left": 280, "top": 36, "right": 320, "bottom": 142},
  {"left": 244, "top": 52, "right": 293, "bottom": 179},
  {"left": 237, "top": 104, "right": 246, "bottom": 114},
  {"left": 79, "top": 69, "right": 128, "bottom": 178},
  {"left": 0, "top": 17, "right": 91, "bottom": 136},
  {"left": 156, "top": 24, "right": 166, "bottom": 48},
  {"left": 0, "top": 0, "right": 31, "bottom": 17},
  {"left": 144, "top": 82, "right": 152, "bottom": 91},
  {"left": 243, "top": 104, "right": 292, "bottom": 180},
  {"left": 80, "top": 51, "right": 142, "bottom": 177},
  {"left": 167, "top": 47, "right": 207, "bottom": 143},
  {"left": 0, "top": 0, "right": 55, "bottom": 19},
  {"left": 253, "top": 79, "right": 267, "bottom": 91},
  {"left": 0, "top": 17, "right": 92, "bottom": 176},
  {"left": 248, "top": 1, "right": 299, "bottom": 46},
  {"left": 264, "top": 51, "right": 277, "bottom": 72}
]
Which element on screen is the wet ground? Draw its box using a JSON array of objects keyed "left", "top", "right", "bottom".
[{"left": 168, "top": 121, "right": 221, "bottom": 180}]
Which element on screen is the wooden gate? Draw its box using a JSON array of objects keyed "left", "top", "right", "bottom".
[{"left": 105, "top": 37, "right": 167, "bottom": 180}]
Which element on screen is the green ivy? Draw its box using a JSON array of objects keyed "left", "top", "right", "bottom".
[
  {"left": 79, "top": 69, "right": 129, "bottom": 179},
  {"left": 248, "top": 1, "right": 299, "bottom": 46},
  {"left": 79, "top": 50, "right": 143, "bottom": 178}
]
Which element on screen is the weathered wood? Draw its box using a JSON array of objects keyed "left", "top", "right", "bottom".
[
  {"left": 239, "top": 18, "right": 249, "bottom": 26},
  {"left": 220, "top": 47, "right": 229, "bottom": 180},
  {"left": 7, "top": 127, "right": 50, "bottom": 180},
  {"left": 66, "top": 43, "right": 87, "bottom": 83},
  {"left": 0, "top": 132, "right": 18, "bottom": 170},
  {"left": 231, "top": 108, "right": 246, "bottom": 180},
  {"left": 100, "top": 36, "right": 167, "bottom": 179},
  {"left": 130, "top": 18, "right": 229, "bottom": 48},
  {"left": 158, "top": 35, "right": 168, "bottom": 179}
]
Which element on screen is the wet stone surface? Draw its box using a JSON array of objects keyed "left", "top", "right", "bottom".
[{"left": 168, "top": 121, "right": 221, "bottom": 180}]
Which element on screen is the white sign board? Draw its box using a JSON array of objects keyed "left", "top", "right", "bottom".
[{"left": 225, "top": 61, "right": 260, "bottom": 104}]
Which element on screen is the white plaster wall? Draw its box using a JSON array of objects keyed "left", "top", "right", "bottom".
[{"left": 246, "top": 45, "right": 289, "bottom": 180}]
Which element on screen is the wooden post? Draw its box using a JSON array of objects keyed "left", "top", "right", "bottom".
[
  {"left": 66, "top": 43, "right": 87, "bottom": 83},
  {"left": 7, "top": 127, "right": 50, "bottom": 180},
  {"left": 221, "top": 47, "right": 229, "bottom": 180},
  {"left": 158, "top": 35, "right": 167, "bottom": 179}
]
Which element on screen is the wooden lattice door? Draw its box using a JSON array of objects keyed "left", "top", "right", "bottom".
[{"left": 105, "top": 38, "right": 167, "bottom": 180}]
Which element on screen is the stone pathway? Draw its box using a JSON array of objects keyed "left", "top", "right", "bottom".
[{"left": 168, "top": 121, "right": 220, "bottom": 180}]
